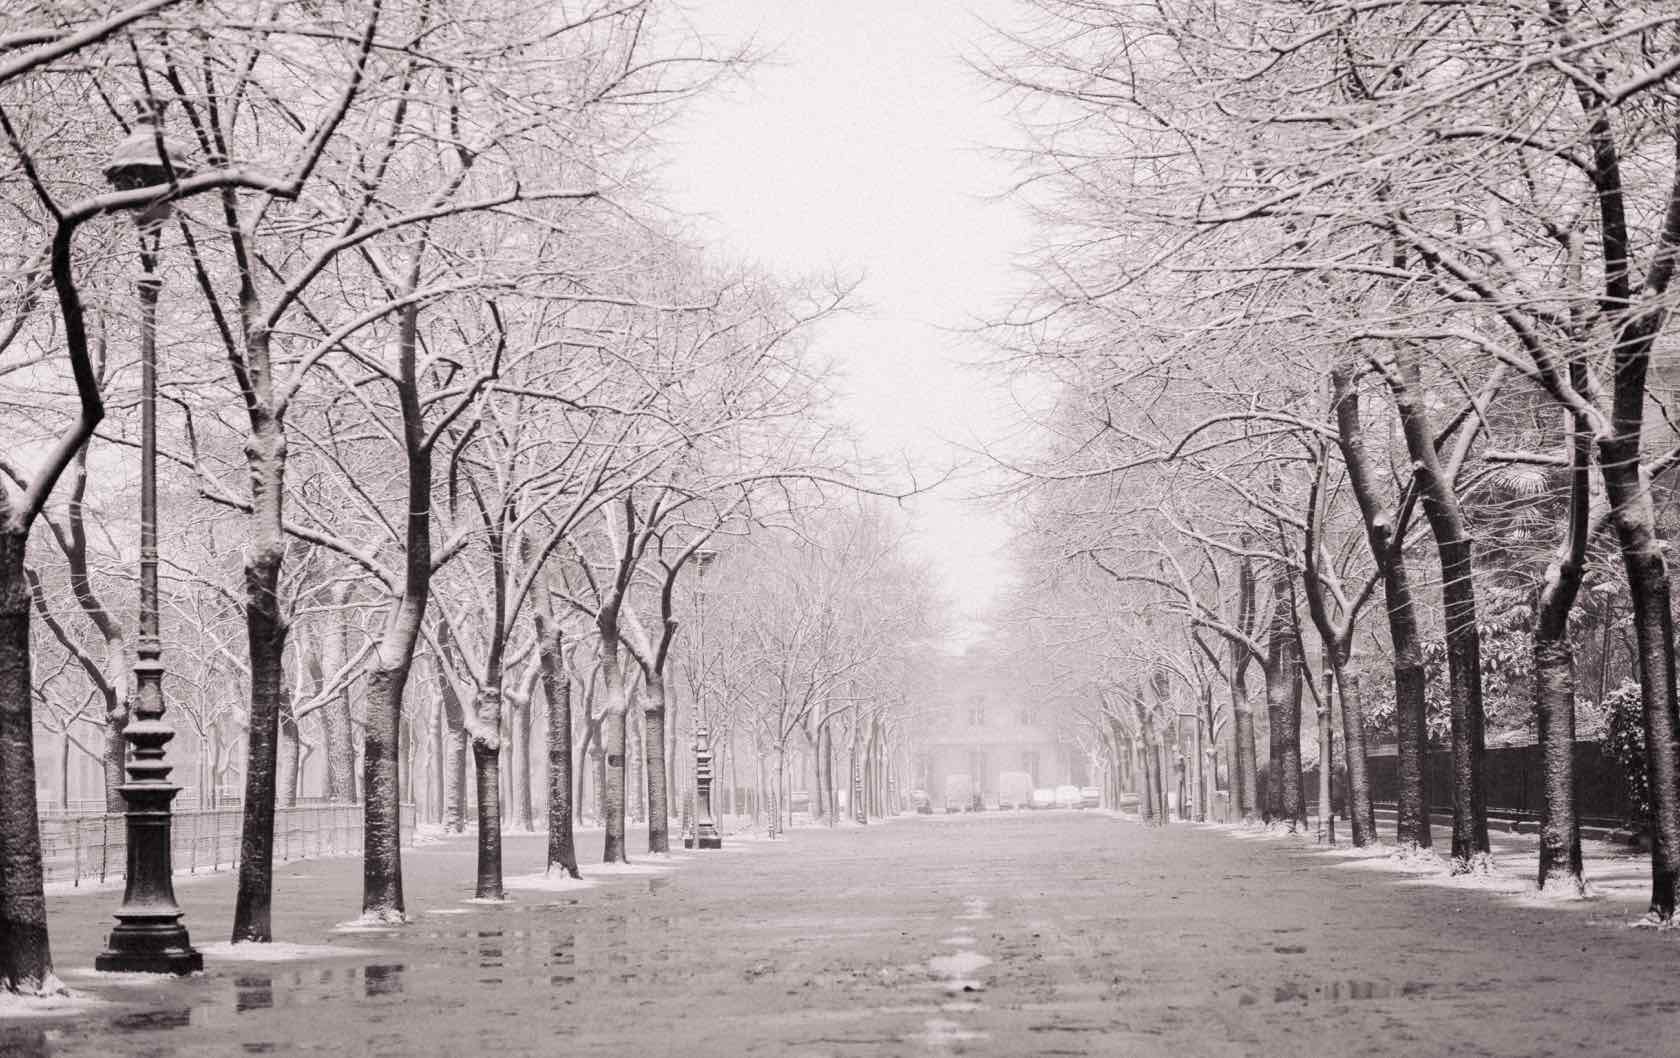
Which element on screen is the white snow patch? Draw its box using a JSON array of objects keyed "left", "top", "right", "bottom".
[
  {"left": 940, "top": 935, "right": 976, "bottom": 947},
  {"left": 586, "top": 861, "right": 675, "bottom": 876},
  {"left": 502, "top": 872, "right": 598, "bottom": 894},
  {"left": 422, "top": 908, "right": 476, "bottom": 915},
  {"left": 331, "top": 912, "right": 407, "bottom": 934},
  {"left": 461, "top": 897, "right": 508, "bottom": 905},
  {"left": 58, "top": 969, "right": 182, "bottom": 988},
  {"left": 0, "top": 982, "right": 108, "bottom": 1020},
  {"left": 197, "top": 941, "right": 378, "bottom": 963}
]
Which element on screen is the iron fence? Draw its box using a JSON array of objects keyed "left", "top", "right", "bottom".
[{"left": 38, "top": 802, "right": 415, "bottom": 887}]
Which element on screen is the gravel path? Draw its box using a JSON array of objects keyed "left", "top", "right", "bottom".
[{"left": 2, "top": 811, "right": 1674, "bottom": 1056}]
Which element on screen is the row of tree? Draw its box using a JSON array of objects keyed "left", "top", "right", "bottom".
[
  {"left": 0, "top": 0, "right": 937, "bottom": 998},
  {"left": 985, "top": 0, "right": 1680, "bottom": 920}
]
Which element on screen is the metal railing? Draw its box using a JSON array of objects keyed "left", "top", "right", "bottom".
[{"left": 39, "top": 802, "right": 415, "bottom": 887}]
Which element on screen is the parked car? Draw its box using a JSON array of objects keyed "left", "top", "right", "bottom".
[
  {"left": 998, "top": 771, "right": 1033, "bottom": 810},
  {"left": 911, "top": 789, "right": 932, "bottom": 814},
  {"left": 1079, "top": 786, "right": 1101, "bottom": 809},
  {"left": 1054, "top": 784, "right": 1082, "bottom": 809},
  {"left": 1029, "top": 787, "right": 1056, "bottom": 810}
]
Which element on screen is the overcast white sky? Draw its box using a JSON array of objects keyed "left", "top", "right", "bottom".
[{"left": 660, "top": 0, "right": 1031, "bottom": 647}]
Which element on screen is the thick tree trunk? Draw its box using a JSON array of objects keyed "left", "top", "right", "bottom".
[
  {"left": 642, "top": 677, "right": 670, "bottom": 854},
  {"left": 1334, "top": 363, "right": 1430, "bottom": 849},
  {"left": 361, "top": 297, "right": 437, "bottom": 918},
  {"left": 104, "top": 723, "right": 126, "bottom": 814},
  {"left": 1599, "top": 436, "right": 1680, "bottom": 918},
  {"left": 0, "top": 532, "right": 54, "bottom": 992},
  {"left": 538, "top": 623, "right": 578, "bottom": 878},
  {"left": 443, "top": 724, "right": 467, "bottom": 833},
  {"left": 1261, "top": 582, "right": 1306, "bottom": 831},
  {"left": 1387, "top": 355, "right": 1488, "bottom": 868},
  {"left": 1229, "top": 670, "right": 1258, "bottom": 822},
  {"left": 361, "top": 664, "right": 408, "bottom": 919},
  {"left": 232, "top": 540, "right": 284, "bottom": 943},
  {"left": 1534, "top": 639, "right": 1583, "bottom": 892},
  {"left": 1534, "top": 393, "right": 1590, "bottom": 894},
  {"left": 472, "top": 688, "right": 504, "bottom": 899},
  {"left": 1439, "top": 535, "right": 1490, "bottom": 869},
  {"left": 1335, "top": 666, "right": 1376, "bottom": 846}
]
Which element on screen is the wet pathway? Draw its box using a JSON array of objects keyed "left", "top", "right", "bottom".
[{"left": 4, "top": 812, "right": 1678, "bottom": 1055}]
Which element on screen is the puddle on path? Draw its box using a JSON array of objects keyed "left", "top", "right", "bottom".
[{"left": 1241, "top": 979, "right": 1437, "bottom": 1005}]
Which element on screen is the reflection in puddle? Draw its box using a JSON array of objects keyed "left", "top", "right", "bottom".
[
  {"left": 235, "top": 975, "right": 275, "bottom": 1014},
  {"left": 112, "top": 1007, "right": 192, "bottom": 1032},
  {"left": 1269, "top": 980, "right": 1435, "bottom": 1004},
  {"left": 363, "top": 964, "right": 405, "bottom": 997}
]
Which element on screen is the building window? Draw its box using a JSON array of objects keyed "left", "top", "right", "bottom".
[
  {"left": 1022, "top": 750, "right": 1040, "bottom": 786},
  {"left": 967, "top": 695, "right": 985, "bottom": 726}
]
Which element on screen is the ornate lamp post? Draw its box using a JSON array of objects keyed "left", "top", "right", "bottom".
[
  {"left": 95, "top": 101, "right": 202, "bottom": 975},
  {"left": 691, "top": 547, "right": 722, "bottom": 849}
]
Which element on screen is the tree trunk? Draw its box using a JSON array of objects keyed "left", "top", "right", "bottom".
[
  {"left": 600, "top": 648, "right": 630, "bottom": 862},
  {"left": 321, "top": 599, "right": 357, "bottom": 804},
  {"left": 1261, "top": 582, "right": 1306, "bottom": 831},
  {"left": 361, "top": 663, "right": 408, "bottom": 920},
  {"left": 1386, "top": 354, "right": 1488, "bottom": 868},
  {"left": 1599, "top": 436, "right": 1680, "bottom": 917},
  {"left": 1534, "top": 391, "right": 1591, "bottom": 894},
  {"left": 850, "top": 709, "right": 865, "bottom": 824},
  {"left": 443, "top": 724, "right": 467, "bottom": 833},
  {"left": 1334, "top": 362, "right": 1430, "bottom": 849},
  {"left": 1534, "top": 638, "right": 1583, "bottom": 892},
  {"left": 1336, "top": 667, "right": 1376, "bottom": 845},
  {"left": 0, "top": 532, "right": 54, "bottom": 992},
  {"left": 472, "top": 688, "right": 503, "bottom": 899},
  {"left": 1134, "top": 737, "right": 1155, "bottom": 824},
  {"left": 642, "top": 677, "right": 670, "bottom": 854},
  {"left": 511, "top": 692, "right": 533, "bottom": 832},
  {"left": 277, "top": 690, "right": 299, "bottom": 809},
  {"left": 231, "top": 537, "right": 284, "bottom": 943},
  {"left": 538, "top": 622, "right": 578, "bottom": 878},
  {"left": 103, "top": 722, "right": 126, "bottom": 814},
  {"left": 1229, "top": 669, "right": 1258, "bottom": 822}
]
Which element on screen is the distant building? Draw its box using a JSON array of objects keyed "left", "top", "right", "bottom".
[{"left": 913, "top": 648, "right": 1081, "bottom": 805}]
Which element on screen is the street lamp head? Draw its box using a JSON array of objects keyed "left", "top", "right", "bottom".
[
  {"left": 693, "top": 546, "right": 719, "bottom": 573},
  {"left": 104, "top": 100, "right": 197, "bottom": 225}
]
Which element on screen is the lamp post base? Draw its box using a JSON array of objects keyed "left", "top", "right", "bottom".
[
  {"left": 95, "top": 934, "right": 202, "bottom": 976},
  {"left": 97, "top": 775, "right": 199, "bottom": 976}
]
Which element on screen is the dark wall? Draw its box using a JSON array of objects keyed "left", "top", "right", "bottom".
[{"left": 1364, "top": 742, "right": 1636, "bottom": 826}]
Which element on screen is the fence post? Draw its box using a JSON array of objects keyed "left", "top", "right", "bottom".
[{"left": 100, "top": 814, "right": 109, "bottom": 883}]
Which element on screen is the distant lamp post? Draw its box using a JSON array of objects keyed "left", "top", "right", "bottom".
[
  {"left": 95, "top": 101, "right": 202, "bottom": 976},
  {"left": 691, "top": 547, "right": 722, "bottom": 849}
]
